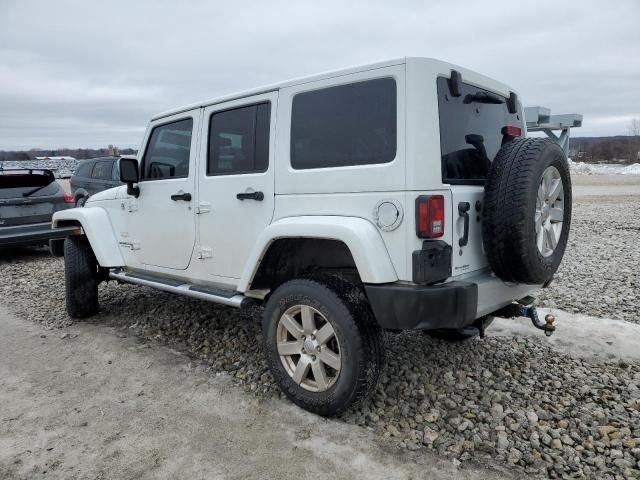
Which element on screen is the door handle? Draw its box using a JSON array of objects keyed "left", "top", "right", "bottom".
[
  {"left": 458, "top": 201, "right": 470, "bottom": 247},
  {"left": 171, "top": 191, "right": 192, "bottom": 202},
  {"left": 236, "top": 191, "right": 264, "bottom": 201}
]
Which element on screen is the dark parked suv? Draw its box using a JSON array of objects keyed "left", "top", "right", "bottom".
[
  {"left": 70, "top": 157, "right": 122, "bottom": 206},
  {"left": 0, "top": 168, "right": 76, "bottom": 253}
]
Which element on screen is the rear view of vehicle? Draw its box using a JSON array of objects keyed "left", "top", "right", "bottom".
[
  {"left": 0, "top": 168, "right": 76, "bottom": 251},
  {"left": 439, "top": 68, "right": 572, "bottom": 296}
]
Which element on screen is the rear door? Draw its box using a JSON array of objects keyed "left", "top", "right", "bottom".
[
  {"left": 436, "top": 76, "right": 524, "bottom": 277},
  {"left": 197, "top": 92, "right": 277, "bottom": 279},
  {"left": 126, "top": 112, "right": 199, "bottom": 270}
]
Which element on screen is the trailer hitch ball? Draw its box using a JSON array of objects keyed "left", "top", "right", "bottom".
[
  {"left": 523, "top": 306, "right": 556, "bottom": 336},
  {"left": 544, "top": 314, "right": 556, "bottom": 337}
]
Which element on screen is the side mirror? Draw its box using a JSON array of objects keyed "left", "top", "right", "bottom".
[{"left": 119, "top": 158, "right": 140, "bottom": 197}]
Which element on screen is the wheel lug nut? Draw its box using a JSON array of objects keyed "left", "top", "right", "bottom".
[
  {"left": 310, "top": 334, "right": 315, "bottom": 340},
  {"left": 311, "top": 355, "right": 316, "bottom": 361},
  {"left": 301, "top": 335, "right": 306, "bottom": 341},
  {"left": 316, "top": 346, "right": 321, "bottom": 352}
]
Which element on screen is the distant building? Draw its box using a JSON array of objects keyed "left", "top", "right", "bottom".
[
  {"left": 35, "top": 156, "right": 77, "bottom": 161},
  {"left": 569, "top": 149, "right": 588, "bottom": 159}
]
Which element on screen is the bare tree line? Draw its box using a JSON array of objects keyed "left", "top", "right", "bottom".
[{"left": 0, "top": 145, "right": 137, "bottom": 162}]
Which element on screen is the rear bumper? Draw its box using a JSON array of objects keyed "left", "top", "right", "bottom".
[
  {"left": 0, "top": 222, "right": 77, "bottom": 247},
  {"left": 365, "top": 273, "right": 539, "bottom": 330}
]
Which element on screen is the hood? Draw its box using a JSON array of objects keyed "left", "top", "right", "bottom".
[{"left": 86, "top": 186, "right": 119, "bottom": 203}]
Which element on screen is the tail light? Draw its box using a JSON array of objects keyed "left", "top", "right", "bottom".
[
  {"left": 415, "top": 195, "right": 445, "bottom": 238},
  {"left": 501, "top": 125, "right": 522, "bottom": 137},
  {"left": 63, "top": 192, "right": 75, "bottom": 203}
]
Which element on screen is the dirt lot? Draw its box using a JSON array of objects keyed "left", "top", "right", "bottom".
[
  {"left": 1, "top": 305, "right": 503, "bottom": 480},
  {"left": 2, "top": 174, "right": 640, "bottom": 479}
]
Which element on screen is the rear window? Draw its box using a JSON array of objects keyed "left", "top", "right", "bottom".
[
  {"left": 437, "top": 77, "right": 523, "bottom": 185},
  {"left": 291, "top": 78, "right": 396, "bottom": 169},
  {"left": 0, "top": 172, "right": 54, "bottom": 199},
  {"left": 207, "top": 102, "right": 270, "bottom": 176}
]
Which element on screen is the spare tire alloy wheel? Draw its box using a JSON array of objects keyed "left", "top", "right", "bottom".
[
  {"left": 482, "top": 137, "right": 572, "bottom": 285},
  {"left": 535, "top": 166, "right": 564, "bottom": 257},
  {"left": 277, "top": 304, "right": 341, "bottom": 392}
]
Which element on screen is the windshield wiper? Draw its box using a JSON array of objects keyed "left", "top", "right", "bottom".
[
  {"left": 22, "top": 184, "right": 49, "bottom": 198},
  {"left": 463, "top": 91, "right": 505, "bottom": 105}
]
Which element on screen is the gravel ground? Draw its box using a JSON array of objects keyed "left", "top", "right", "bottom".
[
  {"left": 1, "top": 180, "right": 639, "bottom": 479},
  {"left": 536, "top": 193, "right": 640, "bottom": 322}
]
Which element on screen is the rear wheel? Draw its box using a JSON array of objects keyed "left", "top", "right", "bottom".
[
  {"left": 75, "top": 196, "right": 87, "bottom": 207},
  {"left": 64, "top": 235, "right": 99, "bottom": 318},
  {"left": 262, "top": 275, "right": 383, "bottom": 416}
]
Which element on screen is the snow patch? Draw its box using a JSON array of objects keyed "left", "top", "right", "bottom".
[
  {"left": 491, "top": 308, "right": 640, "bottom": 361},
  {"left": 569, "top": 159, "right": 640, "bottom": 175}
]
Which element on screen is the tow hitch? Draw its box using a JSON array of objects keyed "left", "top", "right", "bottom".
[{"left": 495, "top": 297, "right": 556, "bottom": 336}]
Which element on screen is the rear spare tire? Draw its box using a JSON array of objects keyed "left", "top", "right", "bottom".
[{"left": 482, "top": 138, "right": 571, "bottom": 284}]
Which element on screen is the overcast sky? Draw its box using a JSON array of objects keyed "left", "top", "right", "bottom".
[{"left": 0, "top": 0, "right": 638, "bottom": 150}]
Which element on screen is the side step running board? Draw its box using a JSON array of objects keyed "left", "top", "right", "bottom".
[{"left": 109, "top": 271, "right": 247, "bottom": 308}]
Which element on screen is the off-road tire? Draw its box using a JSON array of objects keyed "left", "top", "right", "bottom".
[
  {"left": 482, "top": 137, "right": 572, "bottom": 284},
  {"left": 262, "top": 274, "right": 384, "bottom": 416},
  {"left": 425, "top": 316, "right": 494, "bottom": 342},
  {"left": 64, "top": 235, "right": 99, "bottom": 318},
  {"left": 49, "top": 238, "right": 65, "bottom": 257}
]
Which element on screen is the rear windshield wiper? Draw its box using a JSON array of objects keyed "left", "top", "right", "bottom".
[
  {"left": 22, "top": 184, "right": 49, "bottom": 198},
  {"left": 463, "top": 91, "right": 505, "bottom": 105}
]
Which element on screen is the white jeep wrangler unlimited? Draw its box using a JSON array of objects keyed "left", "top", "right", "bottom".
[{"left": 53, "top": 58, "right": 571, "bottom": 416}]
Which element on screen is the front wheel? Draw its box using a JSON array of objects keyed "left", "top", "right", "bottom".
[
  {"left": 64, "top": 235, "right": 100, "bottom": 318},
  {"left": 262, "top": 275, "right": 383, "bottom": 416}
]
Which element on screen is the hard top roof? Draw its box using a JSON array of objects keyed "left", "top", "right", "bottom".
[{"left": 151, "top": 57, "right": 513, "bottom": 121}]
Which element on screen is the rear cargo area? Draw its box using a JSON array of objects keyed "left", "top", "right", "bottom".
[{"left": 0, "top": 169, "right": 61, "bottom": 227}]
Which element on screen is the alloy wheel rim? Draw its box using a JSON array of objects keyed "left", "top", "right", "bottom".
[
  {"left": 535, "top": 166, "right": 564, "bottom": 258},
  {"left": 276, "top": 304, "right": 342, "bottom": 392}
]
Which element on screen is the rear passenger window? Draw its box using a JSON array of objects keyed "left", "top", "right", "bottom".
[
  {"left": 142, "top": 118, "right": 193, "bottom": 180},
  {"left": 291, "top": 78, "right": 396, "bottom": 169},
  {"left": 91, "top": 161, "right": 113, "bottom": 180},
  {"left": 207, "top": 103, "right": 270, "bottom": 175}
]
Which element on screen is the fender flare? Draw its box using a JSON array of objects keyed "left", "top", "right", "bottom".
[
  {"left": 237, "top": 216, "right": 398, "bottom": 292},
  {"left": 52, "top": 207, "right": 124, "bottom": 267}
]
